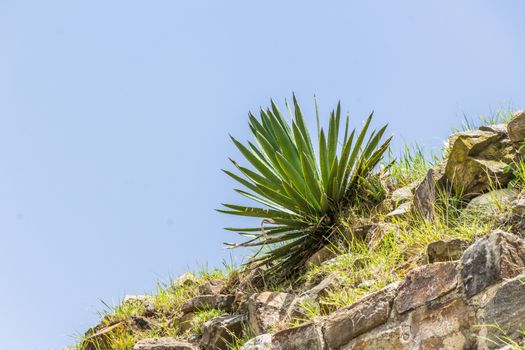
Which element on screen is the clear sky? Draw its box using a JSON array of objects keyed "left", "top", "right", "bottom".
[{"left": 1, "top": 1, "right": 524, "bottom": 349}]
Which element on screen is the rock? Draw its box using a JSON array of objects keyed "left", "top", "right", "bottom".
[
  {"left": 200, "top": 314, "right": 247, "bottom": 350},
  {"left": 82, "top": 322, "right": 126, "bottom": 350},
  {"left": 130, "top": 316, "right": 152, "bottom": 331},
  {"left": 507, "top": 110, "right": 525, "bottom": 143},
  {"left": 305, "top": 246, "right": 336, "bottom": 267},
  {"left": 240, "top": 334, "right": 272, "bottom": 350},
  {"left": 480, "top": 123, "right": 509, "bottom": 136},
  {"left": 395, "top": 262, "right": 459, "bottom": 314},
  {"left": 133, "top": 337, "right": 197, "bottom": 350},
  {"left": 176, "top": 312, "right": 195, "bottom": 333},
  {"left": 427, "top": 238, "right": 469, "bottom": 263},
  {"left": 247, "top": 292, "right": 296, "bottom": 335},
  {"left": 466, "top": 188, "right": 518, "bottom": 215},
  {"left": 181, "top": 294, "right": 235, "bottom": 314},
  {"left": 123, "top": 295, "right": 155, "bottom": 317},
  {"left": 272, "top": 321, "right": 325, "bottom": 350},
  {"left": 287, "top": 274, "right": 341, "bottom": 318},
  {"left": 475, "top": 274, "right": 525, "bottom": 349},
  {"left": 445, "top": 129, "right": 516, "bottom": 196},
  {"left": 511, "top": 197, "right": 525, "bottom": 216},
  {"left": 365, "top": 223, "right": 400, "bottom": 247},
  {"left": 301, "top": 273, "right": 340, "bottom": 299},
  {"left": 408, "top": 298, "right": 474, "bottom": 349},
  {"left": 341, "top": 323, "right": 406, "bottom": 350},
  {"left": 173, "top": 272, "right": 200, "bottom": 288},
  {"left": 391, "top": 184, "right": 415, "bottom": 204},
  {"left": 322, "top": 283, "right": 398, "bottom": 349},
  {"left": 412, "top": 168, "right": 438, "bottom": 219},
  {"left": 386, "top": 201, "right": 412, "bottom": 220},
  {"left": 460, "top": 230, "right": 525, "bottom": 299},
  {"left": 198, "top": 281, "right": 223, "bottom": 295},
  {"left": 345, "top": 298, "right": 473, "bottom": 350}
]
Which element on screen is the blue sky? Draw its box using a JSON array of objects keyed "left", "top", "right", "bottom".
[{"left": 1, "top": 1, "right": 524, "bottom": 349}]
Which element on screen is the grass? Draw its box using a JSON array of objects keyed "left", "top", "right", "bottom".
[
  {"left": 479, "top": 324, "right": 525, "bottom": 349},
  {"left": 385, "top": 143, "right": 434, "bottom": 187},
  {"left": 70, "top": 110, "right": 524, "bottom": 349},
  {"left": 288, "top": 147, "right": 506, "bottom": 324},
  {"left": 72, "top": 262, "right": 239, "bottom": 350},
  {"left": 452, "top": 108, "right": 515, "bottom": 133}
]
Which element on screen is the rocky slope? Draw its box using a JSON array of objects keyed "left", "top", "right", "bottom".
[{"left": 71, "top": 110, "right": 525, "bottom": 350}]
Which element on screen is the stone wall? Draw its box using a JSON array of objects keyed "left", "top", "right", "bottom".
[{"left": 236, "top": 230, "right": 525, "bottom": 350}]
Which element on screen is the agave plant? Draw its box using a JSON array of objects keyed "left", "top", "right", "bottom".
[{"left": 219, "top": 96, "right": 392, "bottom": 277}]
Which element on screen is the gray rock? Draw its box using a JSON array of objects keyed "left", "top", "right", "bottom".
[
  {"left": 272, "top": 321, "right": 325, "bottom": 350},
  {"left": 340, "top": 323, "right": 405, "bottom": 350},
  {"left": 322, "top": 283, "right": 398, "bottom": 348},
  {"left": 172, "top": 272, "right": 200, "bottom": 289},
  {"left": 301, "top": 273, "right": 340, "bottom": 299},
  {"left": 466, "top": 188, "right": 518, "bottom": 215},
  {"left": 413, "top": 168, "right": 438, "bottom": 219},
  {"left": 386, "top": 201, "right": 412, "bottom": 220},
  {"left": 181, "top": 294, "right": 235, "bottom": 314},
  {"left": 198, "top": 281, "right": 223, "bottom": 295},
  {"left": 395, "top": 262, "right": 459, "bottom": 314},
  {"left": 427, "top": 238, "right": 469, "bottom": 263},
  {"left": 507, "top": 110, "right": 525, "bottom": 143},
  {"left": 391, "top": 184, "right": 415, "bottom": 204},
  {"left": 248, "top": 292, "right": 296, "bottom": 335},
  {"left": 240, "top": 334, "right": 272, "bottom": 350},
  {"left": 200, "top": 314, "right": 247, "bottom": 350},
  {"left": 133, "top": 337, "right": 197, "bottom": 350},
  {"left": 480, "top": 123, "right": 508, "bottom": 135},
  {"left": 511, "top": 197, "right": 525, "bottom": 216},
  {"left": 408, "top": 298, "right": 473, "bottom": 350},
  {"left": 460, "top": 230, "right": 525, "bottom": 299},
  {"left": 475, "top": 274, "right": 525, "bottom": 349}
]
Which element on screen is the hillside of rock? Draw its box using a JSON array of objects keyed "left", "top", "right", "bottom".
[{"left": 69, "top": 110, "right": 525, "bottom": 350}]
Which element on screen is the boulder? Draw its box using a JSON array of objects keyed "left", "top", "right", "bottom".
[
  {"left": 133, "top": 337, "right": 197, "bottom": 350},
  {"left": 173, "top": 272, "right": 200, "bottom": 289},
  {"left": 480, "top": 123, "right": 509, "bottom": 136},
  {"left": 466, "top": 188, "right": 518, "bottom": 215},
  {"left": 395, "top": 262, "right": 459, "bottom": 314},
  {"left": 198, "top": 281, "right": 223, "bottom": 295},
  {"left": 176, "top": 312, "right": 195, "bottom": 333},
  {"left": 240, "top": 334, "right": 272, "bottom": 350},
  {"left": 391, "top": 183, "right": 416, "bottom": 204},
  {"left": 407, "top": 298, "right": 474, "bottom": 349},
  {"left": 301, "top": 273, "right": 340, "bottom": 300},
  {"left": 272, "top": 321, "right": 325, "bottom": 350},
  {"left": 511, "top": 197, "right": 525, "bottom": 216},
  {"left": 427, "top": 238, "right": 469, "bottom": 263},
  {"left": 412, "top": 168, "right": 438, "bottom": 219},
  {"left": 507, "top": 110, "right": 525, "bottom": 143},
  {"left": 341, "top": 323, "right": 406, "bottom": 350},
  {"left": 475, "top": 274, "right": 525, "bottom": 349},
  {"left": 200, "top": 314, "right": 247, "bottom": 350},
  {"left": 181, "top": 294, "right": 235, "bottom": 314},
  {"left": 445, "top": 129, "right": 516, "bottom": 196},
  {"left": 460, "top": 230, "right": 525, "bottom": 299},
  {"left": 247, "top": 292, "right": 296, "bottom": 335},
  {"left": 386, "top": 201, "right": 412, "bottom": 220},
  {"left": 322, "top": 283, "right": 398, "bottom": 348}
]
